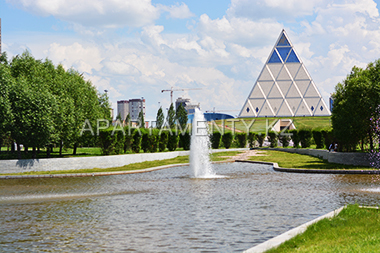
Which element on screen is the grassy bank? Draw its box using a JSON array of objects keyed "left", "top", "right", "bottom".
[
  {"left": 0, "top": 151, "right": 242, "bottom": 176},
  {"left": 250, "top": 150, "right": 372, "bottom": 170},
  {"left": 266, "top": 204, "right": 380, "bottom": 253}
]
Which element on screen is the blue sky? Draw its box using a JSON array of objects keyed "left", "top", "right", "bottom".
[{"left": 1, "top": 0, "right": 380, "bottom": 120}]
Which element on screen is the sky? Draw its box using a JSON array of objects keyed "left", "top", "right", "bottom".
[{"left": 1, "top": 0, "right": 380, "bottom": 121}]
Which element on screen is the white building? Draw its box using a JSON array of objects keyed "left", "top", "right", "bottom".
[
  {"left": 117, "top": 98, "right": 146, "bottom": 122},
  {"left": 117, "top": 100, "right": 129, "bottom": 121},
  {"left": 239, "top": 30, "right": 330, "bottom": 117},
  {"left": 175, "top": 97, "right": 199, "bottom": 114}
]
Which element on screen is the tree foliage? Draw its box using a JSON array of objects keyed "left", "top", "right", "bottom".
[
  {"left": 156, "top": 107, "right": 164, "bottom": 129},
  {"left": 167, "top": 103, "right": 176, "bottom": 128},
  {"left": 0, "top": 50, "right": 111, "bottom": 158},
  {"left": 175, "top": 103, "right": 188, "bottom": 130}
]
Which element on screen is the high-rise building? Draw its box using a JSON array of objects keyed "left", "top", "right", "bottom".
[
  {"left": 117, "top": 100, "right": 129, "bottom": 121},
  {"left": 175, "top": 97, "right": 199, "bottom": 114},
  {"left": 129, "top": 98, "right": 146, "bottom": 121},
  {"left": 117, "top": 98, "right": 145, "bottom": 122}
]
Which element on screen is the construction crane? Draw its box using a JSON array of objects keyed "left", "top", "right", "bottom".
[{"left": 161, "top": 87, "right": 202, "bottom": 105}]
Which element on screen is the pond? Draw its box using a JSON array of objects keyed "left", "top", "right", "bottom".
[{"left": 1, "top": 162, "right": 380, "bottom": 252}]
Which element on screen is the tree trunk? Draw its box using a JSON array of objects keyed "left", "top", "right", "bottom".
[
  {"left": 32, "top": 146, "right": 36, "bottom": 159},
  {"left": 46, "top": 145, "right": 51, "bottom": 158},
  {"left": 37, "top": 147, "right": 40, "bottom": 154},
  {"left": 11, "top": 141, "right": 15, "bottom": 154},
  {"left": 17, "top": 143, "right": 21, "bottom": 159},
  {"left": 24, "top": 145, "right": 28, "bottom": 155},
  {"left": 369, "top": 131, "right": 374, "bottom": 151},
  {"left": 59, "top": 140, "right": 63, "bottom": 156},
  {"left": 73, "top": 143, "right": 78, "bottom": 155}
]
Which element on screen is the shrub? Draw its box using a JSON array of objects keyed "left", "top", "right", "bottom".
[
  {"left": 114, "top": 130, "right": 125, "bottom": 154},
  {"left": 257, "top": 133, "right": 266, "bottom": 147},
  {"left": 222, "top": 132, "right": 233, "bottom": 149},
  {"left": 248, "top": 132, "right": 257, "bottom": 148},
  {"left": 267, "top": 131, "right": 278, "bottom": 148},
  {"left": 279, "top": 131, "right": 291, "bottom": 148},
  {"left": 298, "top": 128, "right": 313, "bottom": 148},
  {"left": 289, "top": 129, "right": 300, "bottom": 148},
  {"left": 141, "top": 131, "right": 150, "bottom": 153},
  {"left": 167, "top": 132, "right": 179, "bottom": 151},
  {"left": 235, "top": 132, "right": 247, "bottom": 148},
  {"left": 312, "top": 129, "right": 324, "bottom": 149},
  {"left": 124, "top": 127, "right": 133, "bottom": 153},
  {"left": 321, "top": 128, "right": 334, "bottom": 150},
  {"left": 131, "top": 129, "right": 142, "bottom": 153},
  {"left": 158, "top": 131, "right": 168, "bottom": 152},
  {"left": 210, "top": 132, "right": 221, "bottom": 149},
  {"left": 179, "top": 132, "right": 191, "bottom": 150},
  {"left": 98, "top": 128, "right": 114, "bottom": 155}
]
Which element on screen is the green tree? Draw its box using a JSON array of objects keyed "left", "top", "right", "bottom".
[
  {"left": 167, "top": 103, "right": 176, "bottom": 128},
  {"left": 175, "top": 103, "right": 188, "bottom": 130},
  {"left": 332, "top": 66, "right": 374, "bottom": 151},
  {"left": 138, "top": 111, "right": 145, "bottom": 128},
  {"left": 125, "top": 113, "right": 131, "bottom": 125},
  {"left": 0, "top": 62, "right": 13, "bottom": 154},
  {"left": 156, "top": 107, "right": 164, "bottom": 129}
]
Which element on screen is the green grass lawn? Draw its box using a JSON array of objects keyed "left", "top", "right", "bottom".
[
  {"left": 266, "top": 204, "right": 380, "bottom": 253},
  {"left": 0, "top": 151, "right": 241, "bottom": 176},
  {"left": 250, "top": 150, "right": 371, "bottom": 170},
  {"left": 212, "top": 116, "right": 331, "bottom": 133}
]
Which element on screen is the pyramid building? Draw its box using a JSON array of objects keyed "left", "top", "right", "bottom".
[{"left": 239, "top": 30, "right": 330, "bottom": 117}]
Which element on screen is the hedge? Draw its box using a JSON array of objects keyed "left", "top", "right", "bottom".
[
  {"left": 289, "top": 129, "right": 300, "bottom": 148},
  {"left": 312, "top": 129, "right": 324, "bottom": 149},
  {"left": 179, "top": 131, "right": 191, "bottom": 150},
  {"left": 298, "top": 129, "right": 313, "bottom": 148},
  {"left": 235, "top": 132, "right": 247, "bottom": 148},
  {"left": 210, "top": 132, "right": 221, "bottom": 149},
  {"left": 222, "top": 132, "right": 233, "bottom": 149},
  {"left": 248, "top": 132, "right": 257, "bottom": 148},
  {"left": 279, "top": 131, "right": 291, "bottom": 148},
  {"left": 167, "top": 132, "right": 179, "bottom": 151},
  {"left": 257, "top": 133, "right": 266, "bottom": 147},
  {"left": 267, "top": 131, "right": 278, "bottom": 148}
]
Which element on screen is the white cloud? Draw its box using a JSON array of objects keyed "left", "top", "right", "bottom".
[
  {"left": 157, "top": 2, "right": 195, "bottom": 19},
  {"left": 7, "top": 0, "right": 160, "bottom": 27}
]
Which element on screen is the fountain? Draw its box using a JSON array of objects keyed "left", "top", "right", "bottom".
[{"left": 190, "top": 108, "right": 217, "bottom": 178}]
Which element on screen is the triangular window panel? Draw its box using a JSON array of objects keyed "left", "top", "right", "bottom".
[
  {"left": 249, "top": 99, "right": 265, "bottom": 115},
  {"left": 286, "top": 98, "right": 302, "bottom": 115},
  {"left": 249, "top": 83, "right": 265, "bottom": 99},
  {"left": 285, "top": 63, "right": 301, "bottom": 79},
  {"left": 268, "top": 98, "right": 283, "bottom": 115},
  {"left": 258, "top": 66, "right": 274, "bottom": 82},
  {"left": 277, "top": 67, "right": 291, "bottom": 81},
  {"left": 259, "top": 100, "right": 274, "bottom": 117},
  {"left": 286, "top": 49, "right": 300, "bottom": 63},
  {"left": 304, "top": 82, "right": 320, "bottom": 98},
  {"left": 268, "top": 50, "right": 282, "bottom": 64},
  {"left": 286, "top": 83, "right": 301, "bottom": 98},
  {"left": 304, "top": 98, "right": 321, "bottom": 114},
  {"left": 277, "top": 47, "right": 292, "bottom": 62},
  {"left": 294, "top": 80, "right": 310, "bottom": 97},
  {"left": 268, "top": 64, "right": 282, "bottom": 80},
  {"left": 277, "top": 33, "right": 290, "bottom": 46},
  {"left": 295, "top": 64, "right": 309, "bottom": 80},
  {"left": 277, "top": 101, "right": 293, "bottom": 117},
  {"left": 240, "top": 100, "right": 255, "bottom": 117},
  {"left": 277, "top": 80, "right": 292, "bottom": 96},
  {"left": 313, "top": 99, "right": 329, "bottom": 116},
  {"left": 268, "top": 84, "right": 283, "bottom": 98},
  {"left": 258, "top": 81, "right": 274, "bottom": 98},
  {"left": 295, "top": 99, "right": 311, "bottom": 116}
]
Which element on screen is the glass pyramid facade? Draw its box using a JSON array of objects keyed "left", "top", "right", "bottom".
[{"left": 239, "top": 30, "right": 331, "bottom": 117}]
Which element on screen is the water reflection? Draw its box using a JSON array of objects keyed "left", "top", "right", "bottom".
[{"left": 1, "top": 163, "right": 380, "bottom": 252}]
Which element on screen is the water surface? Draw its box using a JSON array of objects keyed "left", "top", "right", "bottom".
[{"left": 1, "top": 163, "right": 380, "bottom": 252}]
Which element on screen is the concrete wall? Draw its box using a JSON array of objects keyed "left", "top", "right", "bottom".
[
  {"left": 0, "top": 148, "right": 247, "bottom": 174},
  {"left": 266, "top": 148, "right": 371, "bottom": 167}
]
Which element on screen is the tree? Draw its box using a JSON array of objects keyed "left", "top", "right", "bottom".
[
  {"left": 156, "top": 107, "right": 164, "bottom": 129},
  {"left": 167, "top": 103, "right": 175, "bottom": 128},
  {"left": 0, "top": 62, "right": 13, "bottom": 154},
  {"left": 332, "top": 66, "right": 374, "bottom": 151},
  {"left": 138, "top": 111, "right": 145, "bottom": 128},
  {"left": 176, "top": 103, "right": 188, "bottom": 130},
  {"left": 125, "top": 113, "right": 131, "bottom": 125}
]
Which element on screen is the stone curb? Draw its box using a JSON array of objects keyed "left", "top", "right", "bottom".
[
  {"left": 0, "top": 160, "right": 233, "bottom": 179},
  {"left": 235, "top": 160, "right": 380, "bottom": 174},
  {"left": 243, "top": 206, "right": 345, "bottom": 253}
]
